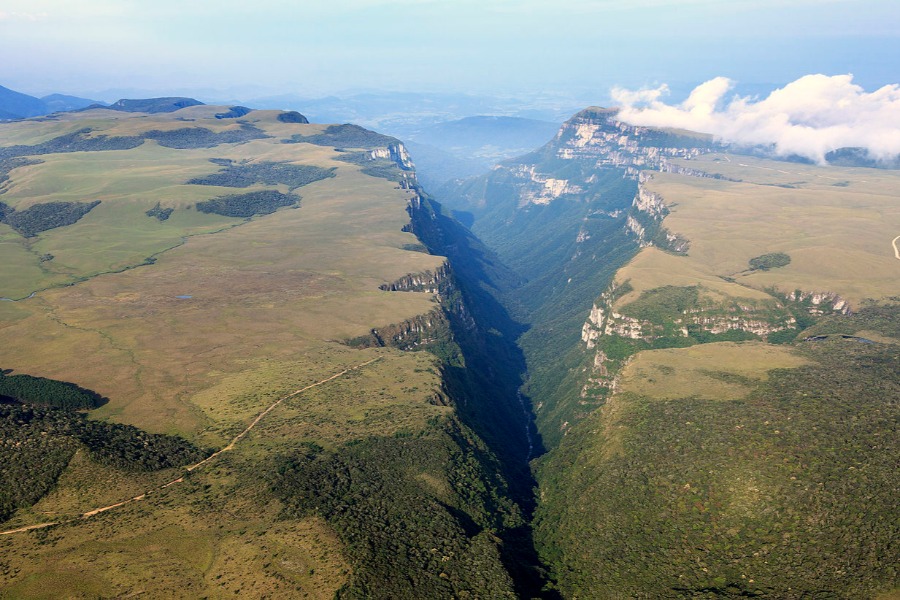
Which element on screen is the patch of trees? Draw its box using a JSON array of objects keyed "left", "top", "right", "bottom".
[
  {"left": 0, "top": 199, "right": 100, "bottom": 237},
  {"left": 143, "top": 123, "right": 269, "bottom": 149},
  {"left": 145, "top": 202, "right": 174, "bottom": 221},
  {"left": 277, "top": 111, "right": 309, "bottom": 124},
  {"left": 269, "top": 419, "right": 520, "bottom": 598},
  {"left": 214, "top": 106, "right": 252, "bottom": 119},
  {"left": 0, "top": 370, "right": 106, "bottom": 410},
  {"left": 188, "top": 159, "right": 335, "bottom": 189},
  {"left": 0, "top": 129, "right": 144, "bottom": 161},
  {"left": 0, "top": 402, "right": 209, "bottom": 523},
  {"left": 195, "top": 190, "right": 299, "bottom": 218},
  {"left": 283, "top": 124, "right": 397, "bottom": 148},
  {"left": 103, "top": 97, "right": 204, "bottom": 114},
  {"left": 749, "top": 252, "right": 791, "bottom": 271}
]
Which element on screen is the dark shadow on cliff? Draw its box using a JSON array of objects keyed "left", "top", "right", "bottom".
[{"left": 405, "top": 190, "right": 560, "bottom": 598}]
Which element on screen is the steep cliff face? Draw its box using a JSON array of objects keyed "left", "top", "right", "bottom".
[
  {"left": 623, "top": 174, "right": 690, "bottom": 253},
  {"left": 368, "top": 141, "right": 416, "bottom": 171},
  {"left": 551, "top": 107, "right": 716, "bottom": 178}
]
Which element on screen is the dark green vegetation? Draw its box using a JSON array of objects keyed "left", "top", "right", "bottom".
[
  {"left": 144, "top": 124, "right": 269, "bottom": 149},
  {"left": 0, "top": 370, "right": 105, "bottom": 410},
  {"left": 0, "top": 124, "right": 268, "bottom": 160},
  {"left": 0, "top": 129, "right": 143, "bottom": 160},
  {"left": 214, "top": 106, "right": 253, "bottom": 119},
  {"left": 188, "top": 158, "right": 335, "bottom": 189},
  {"left": 145, "top": 202, "right": 174, "bottom": 221},
  {"left": 0, "top": 199, "right": 100, "bottom": 237},
  {"left": 0, "top": 400, "right": 209, "bottom": 524},
  {"left": 271, "top": 419, "right": 520, "bottom": 599},
  {"left": 101, "top": 97, "right": 204, "bottom": 114},
  {"left": 277, "top": 111, "right": 309, "bottom": 124},
  {"left": 284, "top": 123, "right": 397, "bottom": 148},
  {"left": 195, "top": 190, "right": 300, "bottom": 218},
  {"left": 439, "top": 154, "right": 640, "bottom": 446},
  {"left": 535, "top": 304, "right": 899, "bottom": 599},
  {"left": 825, "top": 147, "right": 900, "bottom": 169},
  {"left": 749, "top": 252, "right": 791, "bottom": 271}
]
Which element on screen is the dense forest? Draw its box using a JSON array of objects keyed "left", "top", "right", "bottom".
[
  {"left": 283, "top": 124, "right": 397, "bottom": 148},
  {"left": 270, "top": 420, "right": 521, "bottom": 599},
  {"left": 188, "top": 159, "right": 335, "bottom": 189},
  {"left": 0, "top": 376, "right": 210, "bottom": 524},
  {"left": 0, "top": 200, "right": 100, "bottom": 237},
  {"left": 195, "top": 190, "right": 300, "bottom": 218},
  {"left": 143, "top": 123, "right": 269, "bottom": 149},
  {"left": 0, "top": 371, "right": 106, "bottom": 409}
]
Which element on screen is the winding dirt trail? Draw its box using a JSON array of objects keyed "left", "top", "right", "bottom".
[
  {"left": 0, "top": 357, "right": 382, "bottom": 536},
  {"left": 892, "top": 235, "right": 900, "bottom": 260}
]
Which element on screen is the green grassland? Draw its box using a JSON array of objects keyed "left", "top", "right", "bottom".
[
  {"left": 619, "top": 341, "right": 811, "bottom": 401},
  {"left": 641, "top": 155, "right": 900, "bottom": 307},
  {"left": 0, "top": 108, "right": 523, "bottom": 597}
]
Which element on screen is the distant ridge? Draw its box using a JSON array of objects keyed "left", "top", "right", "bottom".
[
  {"left": 40, "top": 93, "right": 104, "bottom": 113},
  {"left": 0, "top": 85, "right": 47, "bottom": 120},
  {"left": 0, "top": 84, "right": 100, "bottom": 120},
  {"left": 83, "top": 97, "right": 205, "bottom": 114}
]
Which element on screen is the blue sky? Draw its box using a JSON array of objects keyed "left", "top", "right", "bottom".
[{"left": 1, "top": 0, "right": 898, "bottom": 102}]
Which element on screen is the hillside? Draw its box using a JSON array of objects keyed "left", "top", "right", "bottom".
[
  {"left": 438, "top": 107, "right": 900, "bottom": 598},
  {"left": 0, "top": 105, "right": 536, "bottom": 597}
]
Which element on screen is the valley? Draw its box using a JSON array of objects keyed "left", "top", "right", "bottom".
[
  {"left": 0, "top": 98, "right": 897, "bottom": 599},
  {"left": 435, "top": 107, "right": 899, "bottom": 598}
]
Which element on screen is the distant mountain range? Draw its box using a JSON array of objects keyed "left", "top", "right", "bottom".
[{"left": 0, "top": 85, "right": 103, "bottom": 120}]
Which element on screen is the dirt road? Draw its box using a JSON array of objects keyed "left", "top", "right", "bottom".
[{"left": 0, "top": 356, "right": 382, "bottom": 536}]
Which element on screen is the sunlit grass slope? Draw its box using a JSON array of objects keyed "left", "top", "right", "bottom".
[
  {"left": 615, "top": 155, "right": 899, "bottom": 309},
  {"left": 0, "top": 107, "right": 519, "bottom": 597}
]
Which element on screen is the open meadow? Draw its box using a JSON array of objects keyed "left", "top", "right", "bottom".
[{"left": 0, "top": 106, "right": 463, "bottom": 596}]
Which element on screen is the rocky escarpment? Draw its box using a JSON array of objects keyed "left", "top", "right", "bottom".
[
  {"left": 378, "top": 262, "right": 451, "bottom": 294},
  {"left": 369, "top": 142, "right": 415, "bottom": 171},
  {"left": 447, "top": 107, "right": 720, "bottom": 213},
  {"left": 577, "top": 278, "right": 853, "bottom": 405},
  {"left": 624, "top": 173, "right": 690, "bottom": 253},
  {"left": 581, "top": 287, "right": 797, "bottom": 348},
  {"left": 349, "top": 307, "right": 452, "bottom": 354},
  {"left": 552, "top": 107, "right": 718, "bottom": 179},
  {"left": 783, "top": 289, "right": 850, "bottom": 315},
  {"left": 350, "top": 260, "right": 474, "bottom": 353}
]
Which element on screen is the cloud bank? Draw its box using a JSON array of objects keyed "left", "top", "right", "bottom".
[{"left": 611, "top": 74, "right": 900, "bottom": 164}]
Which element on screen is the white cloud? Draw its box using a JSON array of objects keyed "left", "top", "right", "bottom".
[{"left": 612, "top": 74, "right": 900, "bottom": 163}]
